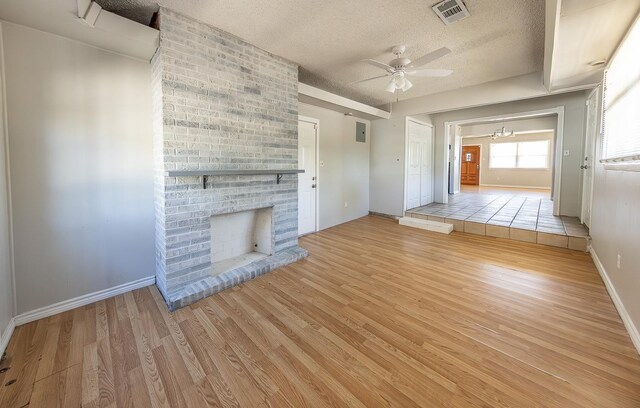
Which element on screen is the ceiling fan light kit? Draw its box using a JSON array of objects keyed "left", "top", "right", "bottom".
[
  {"left": 356, "top": 45, "right": 453, "bottom": 94},
  {"left": 386, "top": 72, "right": 413, "bottom": 93}
]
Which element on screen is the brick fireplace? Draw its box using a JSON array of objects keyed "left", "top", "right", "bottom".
[{"left": 151, "top": 8, "right": 307, "bottom": 310}]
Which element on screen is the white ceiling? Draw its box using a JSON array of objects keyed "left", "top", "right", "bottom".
[
  {"left": 94, "top": 0, "right": 545, "bottom": 106},
  {"left": 3, "top": 1, "right": 636, "bottom": 109},
  {"left": 550, "top": 0, "right": 640, "bottom": 90}
]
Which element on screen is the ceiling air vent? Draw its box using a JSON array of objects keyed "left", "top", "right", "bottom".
[{"left": 432, "top": 0, "right": 470, "bottom": 26}]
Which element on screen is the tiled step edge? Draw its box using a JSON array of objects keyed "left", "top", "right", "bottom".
[{"left": 399, "top": 217, "right": 454, "bottom": 234}]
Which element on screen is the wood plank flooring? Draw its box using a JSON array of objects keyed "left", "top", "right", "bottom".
[{"left": 1, "top": 215, "right": 639, "bottom": 407}]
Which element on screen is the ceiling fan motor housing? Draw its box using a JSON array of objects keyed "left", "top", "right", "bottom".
[
  {"left": 391, "top": 45, "right": 406, "bottom": 56},
  {"left": 390, "top": 58, "right": 412, "bottom": 70}
]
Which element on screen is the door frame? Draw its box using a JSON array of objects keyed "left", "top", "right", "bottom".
[
  {"left": 298, "top": 115, "right": 320, "bottom": 234},
  {"left": 443, "top": 107, "right": 565, "bottom": 216},
  {"left": 581, "top": 86, "right": 600, "bottom": 226},
  {"left": 451, "top": 128, "right": 463, "bottom": 194},
  {"left": 460, "top": 144, "right": 481, "bottom": 186},
  {"left": 404, "top": 117, "right": 434, "bottom": 212}
]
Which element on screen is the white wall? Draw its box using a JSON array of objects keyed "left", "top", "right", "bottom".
[
  {"left": 371, "top": 91, "right": 587, "bottom": 217},
  {"left": 0, "top": 25, "right": 14, "bottom": 345},
  {"left": 2, "top": 22, "right": 155, "bottom": 314},
  {"left": 299, "top": 103, "right": 370, "bottom": 230},
  {"left": 462, "top": 132, "right": 554, "bottom": 189}
]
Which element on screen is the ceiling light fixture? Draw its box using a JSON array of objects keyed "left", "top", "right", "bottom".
[
  {"left": 385, "top": 72, "right": 413, "bottom": 93},
  {"left": 491, "top": 123, "right": 514, "bottom": 140}
]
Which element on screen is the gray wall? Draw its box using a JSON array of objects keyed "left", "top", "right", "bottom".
[
  {"left": 462, "top": 132, "right": 554, "bottom": 189},
  {"left": 431, "top": 92, "right": 587, "bottom": 216},
  {"left": 370, "top": 114, "right": 433, "bottom": 216},
  {"left": 459, "top": 116, "right": 556, "bottom": 137},
  {"left": 2, "top": 22, "right": 155, "bottom": 314},
  {"left": 590, "top": 115, "right": 640, "bottom": 341},
  {"left": 299, "top": 104, "right": 370, "bottom": 230},
  {"left": 0, "top": 25, "right": 14, "bottom": 342}
]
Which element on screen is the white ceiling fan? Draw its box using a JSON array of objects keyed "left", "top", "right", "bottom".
[{"left": 355, "top": 45, "right": 453, "bottom": 93}]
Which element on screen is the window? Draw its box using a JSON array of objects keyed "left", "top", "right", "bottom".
[
  {"left": 489, "top": 141, "right": 549, "bottom": 169},
  {"left": 601, "top": 15, "right": 640, "bottom": 164},
  {"left": 490, "top": 143, "right": 517, "bottom": 168}
]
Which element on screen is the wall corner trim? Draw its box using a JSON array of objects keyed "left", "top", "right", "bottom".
[
  {"left": 0, "top": 317, "right": 15, "bottom": 356},
  {"left": 14, "top": 276, "right": 156, "bottom": 326},
  {"left": 590, "top": 248, "right": 640, "bottom": 355}
]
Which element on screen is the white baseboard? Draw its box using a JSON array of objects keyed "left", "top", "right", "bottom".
[
  {"left": 14, "top": 276, "right": 155, "bottom": 326},
  {"left": 479, "top": 184, "right": 552, "bottom": 190},
  {"left": 0, "top": 317, "right": 15, "bottom": 357},
  {"left": 590, "top": 248, "right": 640, "bottom": 354}
]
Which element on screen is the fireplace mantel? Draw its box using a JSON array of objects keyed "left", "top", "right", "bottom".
[{"left": 165, "top": 169, "right": 305, "bottom": 188}]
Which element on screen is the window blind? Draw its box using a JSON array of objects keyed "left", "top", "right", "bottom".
[{"left": 602, "top": 16, "right": 640, "bottom": 162}]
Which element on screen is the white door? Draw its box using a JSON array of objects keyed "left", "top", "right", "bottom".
[
  {"left": 420, "top": 126, "right": 434, "bottom": 205},
  {"left": 406, "top": 136, "right": 422, "bottom": 210},
  {"left": 406, "top": 120, "right": 434, "bottom": 210},
  {"left": 581, "top": 86, "right": 600, "bottom": 227},
  {"left": 298, "top": 119, "right": 317, "bottom": 235}
]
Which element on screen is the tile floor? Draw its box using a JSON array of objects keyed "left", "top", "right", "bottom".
[{"left": 406, "top": 189, "right": 590, "bottom": 251}]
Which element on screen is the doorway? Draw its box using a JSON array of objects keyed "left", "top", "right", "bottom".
[
  {"left": 298, "top": 116, "right": 318, "bottom": 235},
  {"left": 405, "top": 118, "right": 434, "bottom": 210},
  {"left": 444, "top": 107, "right": 565, "bottom": 215},
  {"left": 461, "top": 145, "right": 480, "bottom": 185}
]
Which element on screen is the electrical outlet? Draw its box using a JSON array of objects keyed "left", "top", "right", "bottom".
[
  {"left": 320, "top": 160, "right": 325, "bottom": 167},
  {"left": 617, "top": 254, "right": 622, "bottom": 269}
]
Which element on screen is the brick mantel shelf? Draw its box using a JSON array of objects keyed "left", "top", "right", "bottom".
[{"left": 166, "top": 169, "right": 305, "bottom": 188}]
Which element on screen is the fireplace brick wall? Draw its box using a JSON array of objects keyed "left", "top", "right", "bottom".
[{"left": 151, "top": 8, "right": 305, "bottom": 309}]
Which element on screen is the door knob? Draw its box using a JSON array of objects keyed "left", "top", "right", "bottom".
[{"left": 580, "top": 165, "right": 589, "bottom": 169}]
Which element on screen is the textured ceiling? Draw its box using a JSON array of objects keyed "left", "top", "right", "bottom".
[{"left": 96, "top": 0, "right": 545, "bottom": 106}]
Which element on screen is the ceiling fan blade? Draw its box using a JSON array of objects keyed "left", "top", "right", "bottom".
[
  {"left": 406, "top": 68, "right": 453, "bottom": 77},
  {"left": 363, "top": 59, "right": 394, "bottom": 73},
  {"left": 351, "top": 74, "right": 390, "bottom": 85},
  {"left": 407, "top": 47, "right": 451, "bottom": 69}
]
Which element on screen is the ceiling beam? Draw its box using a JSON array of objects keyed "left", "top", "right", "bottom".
[
  {"left": 543, "top": 0, "right": 562, "bottom": 92},
  {"left": 298, "top": 83, "right": 391, "bottom": 120}
]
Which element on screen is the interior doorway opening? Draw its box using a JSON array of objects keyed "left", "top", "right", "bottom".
[{"left": 445, "top": 107, "right": 564, "bottom": 215}]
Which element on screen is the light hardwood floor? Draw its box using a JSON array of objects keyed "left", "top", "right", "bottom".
[{"left": 1, "top": 215, "right": 639, "bottom": 407}]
